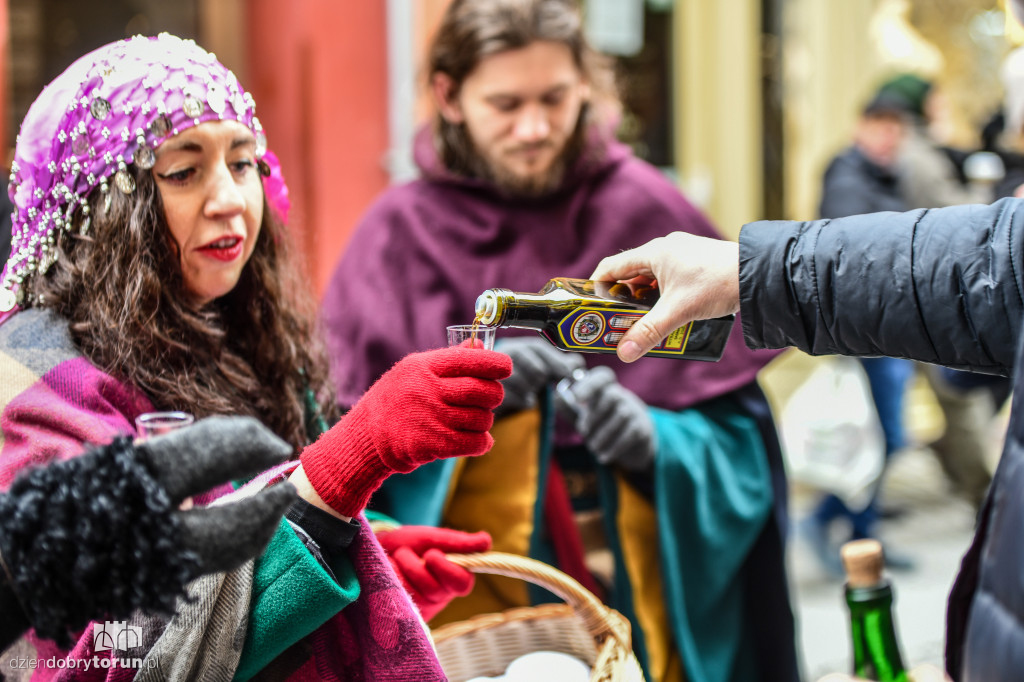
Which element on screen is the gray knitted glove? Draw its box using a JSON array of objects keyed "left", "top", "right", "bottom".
[
  {"left": 137, "top": 415, "right": 298, "bottom": 574},
  {"left": 0, "top": 415, "right": 297, "bottom": 648},
  {"left": 495, "top": 336, "right": 586, "bottom": 416},
  {"left": 557, "top": 366, "right": 656, "bottom": 472}
]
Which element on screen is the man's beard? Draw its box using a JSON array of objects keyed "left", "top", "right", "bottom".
[
  {"left": 440, "top": 117, "right": 586, "bottom": 199},
  {"left": 475, "top": 144, "right": 569, "bottom": 198}
]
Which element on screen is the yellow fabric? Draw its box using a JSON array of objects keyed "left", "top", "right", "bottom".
[
  {"left": 616, "top": 474, "right": 686, "bottom": 682},
  {"left": 430, "top": 407, "right": 543, "bottom": 626},
  {"left": 0, "top": 350, "right": 42, "bottom": 452}
]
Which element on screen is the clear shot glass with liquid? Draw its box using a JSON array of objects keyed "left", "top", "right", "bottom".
[
  {"left": 135, "top": 411, "right": 195, "bottom": 439},
  {"left": 447, "top": 324, "right": 496, "bottom": 350}
]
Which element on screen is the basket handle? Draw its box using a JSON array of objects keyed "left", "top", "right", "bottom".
[{"left": 445, "top": 551, "right": 630, "bottom": 648}]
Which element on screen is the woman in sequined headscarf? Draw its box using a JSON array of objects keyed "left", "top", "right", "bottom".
[
  {"left": 3, "top": 34, "right": 323, "bottom": 451},
  {"left": 0, "top": 34, "right": 510, "bottom": 680}
]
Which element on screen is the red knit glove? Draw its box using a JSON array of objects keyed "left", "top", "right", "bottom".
[
  {"left": 300, "top": 347, "right": 512, "bottom": 517},
  {"left": 377, "top": 526, "right": 492, "bottom": 621}
]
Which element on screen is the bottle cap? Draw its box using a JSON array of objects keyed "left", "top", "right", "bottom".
[
  {"left": 840, "top": 539, "right": 884, "bottom": 587},
  {"left": 475, "top": 291, "right": 497, "bottom": 325}
]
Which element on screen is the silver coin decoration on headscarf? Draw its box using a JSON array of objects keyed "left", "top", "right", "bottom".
[
  {"left": 114, "top": 170, "right": 136, "bottom": 194},
  {"left": 90, "top": 97, "right": 111, "bottom": 120},
  {"left": 182, "top": 95, "right": 204, "bottom": 119},
  {"left": 133, "top": 144, "right": 155, "bottom": 169},
  {"left": 149, "top": 114, "right": 172, "bottom": 138}
]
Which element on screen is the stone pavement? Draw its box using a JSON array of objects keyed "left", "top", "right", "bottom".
[{"left": 788, "top": 445, "right": 980, "bottom": 680}]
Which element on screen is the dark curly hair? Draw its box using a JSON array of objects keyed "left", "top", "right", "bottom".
[{"left": 25, "top": 166, "right": 337, "bottom": 450}]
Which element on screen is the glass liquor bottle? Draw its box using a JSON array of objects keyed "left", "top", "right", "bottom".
[
  {"left": 474, "top": 277, "right": 733, "bottom": 361},
  {"left": 840, "top": 539, "right": 909, "bottom": 682}
]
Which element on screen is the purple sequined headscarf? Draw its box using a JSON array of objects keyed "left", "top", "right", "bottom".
[{"left": 1, "top": 32, "right": 267, "bottom": 312}]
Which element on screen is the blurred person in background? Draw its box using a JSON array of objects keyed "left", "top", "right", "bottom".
[
  {"left": 880, "top": 73, "right": 1004, "bottom": 514},
  {"left": 971, "top": 47, "right": 1024, "bottom": 201},
  {"left": 799, "top": 93, "right": 917, "bottom": 577},
  {"left": 321, "top": 1, "right": 799, "bottom": 680},
  {"left": 877, "top": 74, "right": 996, "bottom": 209}
]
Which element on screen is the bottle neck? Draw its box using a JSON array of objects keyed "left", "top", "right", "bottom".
[
  {"left": 846, "top": 583, "right": 907, "bottom": 682},
  {"left": 477, "top": 288, "right": 573, "bottom": 331}
]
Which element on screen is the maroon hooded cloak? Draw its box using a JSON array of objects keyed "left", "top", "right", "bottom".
[{"left": 322, "top": 127, "right": 778, "bottom": 409}]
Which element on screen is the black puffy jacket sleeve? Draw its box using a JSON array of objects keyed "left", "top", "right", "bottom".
[{"left": 738, "top": 198, "right": 1024, "bottom": 375}]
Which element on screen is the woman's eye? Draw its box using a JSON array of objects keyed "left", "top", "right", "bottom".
[
  {"left": 158, "top": 168, "right": 194, "bottom": 184},
  {"left": 231, "top": 159, "right": 255, "bottom": 174}
]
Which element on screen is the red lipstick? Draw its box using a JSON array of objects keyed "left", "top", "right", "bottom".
[{"left": 197, "top": 236, "right": 243, "bottom": 262}]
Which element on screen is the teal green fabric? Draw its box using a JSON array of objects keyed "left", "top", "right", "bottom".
[
  {"left": 651, "top": 402, "right": 773, "bottom": 682},
  {"left": 363, "top": 508, "right": 400, "bottom": 526},
  {"left": 596, "top": 401, "right": 772, "bottom": 682},
  {"left": 372, "top": 457, "right": 458, "bottom": 527},
  {"left": 303, "top": 382, "right": 331, "bottom": 440},
  {"left": 234, "top": 519, "right": 361, "bottom": 681}
]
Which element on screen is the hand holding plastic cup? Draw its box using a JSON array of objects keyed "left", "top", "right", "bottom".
[
  {"left": 135, "top": 411, "right": 195, "bottom": 439},
  {"left": 447, "top": 324, "right": 496, "bottom": 350},
  {"left": 135, "top": 411, "right": 197, "bottom": 509}
]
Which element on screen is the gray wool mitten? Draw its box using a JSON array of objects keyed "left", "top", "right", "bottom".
[
  {"left": 495, "top": 336, "right": 586, "bottom": 416},
  {"left": 136, "top": 415, "right": 298, "bottom": 575},
  {"left": 557, "top": 366, "right": 656, "bottom": 472},
  {"left": 0, "top": 415, "right": 297, "bottom": 648}
]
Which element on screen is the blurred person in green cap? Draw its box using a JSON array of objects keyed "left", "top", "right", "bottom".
[
  {"left": 877, "top": 73, "right": 999, "bottom": 208},
  {"left": 875, "top": 73, "right": 1003, "bottom": 514},
  {"left": 801, "top": 91, "right": 915, "bottom": 578}
]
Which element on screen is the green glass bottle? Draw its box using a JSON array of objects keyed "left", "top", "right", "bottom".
[
  {"left": 840, "top": 539, "right": 909, "bottom": 682},
  {"left": 474, "top": 277, "right": 733, "bottom": 361}
]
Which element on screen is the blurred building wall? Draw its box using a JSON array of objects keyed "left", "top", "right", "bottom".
[
  {"left": 674, "top": 0, "right": 763, "bottom": 239},
  {"left": 246, "top": 0, "right": 390, "bottom": 296},
  {"left": 782, "top": 0, "right": 886, "bottom": 221}
]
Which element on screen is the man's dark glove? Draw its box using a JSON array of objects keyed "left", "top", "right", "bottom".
[
  {"left": 495, "top": 337, "right": 586, "bottom": 416},
  {"left": 0, "top": 415, "right": 297, "bottom": 648},
  {"left": 555, "top": 366, "right": 656, "bottom": 472}
]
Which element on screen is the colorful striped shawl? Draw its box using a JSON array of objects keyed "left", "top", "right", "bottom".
[{"left": 0, "top": 308, "right": 446, "bottom": 681}]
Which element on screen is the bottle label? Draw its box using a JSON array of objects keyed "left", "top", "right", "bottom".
[{"left": 557, "top": 307, "right": 694, "bottom": 355}]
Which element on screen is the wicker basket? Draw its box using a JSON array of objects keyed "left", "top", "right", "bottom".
[{"left": 432, "top": 552, "right": 645, "bottom": 682}]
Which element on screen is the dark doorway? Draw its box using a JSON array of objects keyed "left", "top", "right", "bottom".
[{"left": 8, "top": 0, "right": 198, "bottom": 155}]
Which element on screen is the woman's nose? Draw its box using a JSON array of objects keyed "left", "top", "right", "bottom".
[{"left": 204, "top": 165, "right": 245, "bottom": 217}]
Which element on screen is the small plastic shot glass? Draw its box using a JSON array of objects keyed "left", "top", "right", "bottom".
[
  {"left": 135, "top": 411, "right": 196, "bottom": 508},
  {"left": 135, "top": 411, "right": 195, "bottom": 439},
  {"left": 447, "top": 324, "right": 496, "bottom": 350}
]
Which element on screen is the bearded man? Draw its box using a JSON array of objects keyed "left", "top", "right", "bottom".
[{"left": 321, "top": 2, "right": 796, "bottom": 681}]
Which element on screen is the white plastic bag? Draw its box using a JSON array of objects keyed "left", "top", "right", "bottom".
[{"left": 778, "top": 357, "right": 886, "bottom": 511}]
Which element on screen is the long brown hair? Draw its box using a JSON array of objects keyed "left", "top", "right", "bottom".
[
  {"left": 30, "top": 166, "right": 336, "bottom": 451},
  {"left": 427, "top": 0, "right": 620, "bottom": 179}
]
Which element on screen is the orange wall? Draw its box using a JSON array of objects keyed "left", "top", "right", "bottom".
[{"left": 246, "top": 1, "right": 390, "bottom": 296}]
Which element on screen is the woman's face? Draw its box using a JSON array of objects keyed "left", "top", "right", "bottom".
[{"left": 152, "top": 120, "right": 263, "bottom": 305}]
